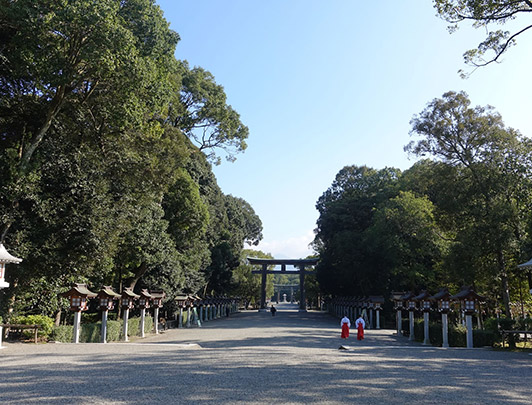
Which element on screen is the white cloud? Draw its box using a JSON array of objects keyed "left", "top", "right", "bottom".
[{"left": 249, "top": 229, "right": 316, "bottom": 259}]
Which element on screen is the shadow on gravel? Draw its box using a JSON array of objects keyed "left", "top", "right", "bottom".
[{"left": 1, "top": 340, "right": 531, "bottom": 404}]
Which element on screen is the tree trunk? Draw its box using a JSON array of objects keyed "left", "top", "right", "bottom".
[
  {"left": 498, "top": 250, "right": 512, "bottom": 318},
  {"left": 54, "top": 310, "right": 62, "bottom": 326},
  {"left": 19, "top": 85, "right": 68, "bottom": 171},
  {"left": 125, "top": 262, "right": 147, "bottom": 291}
]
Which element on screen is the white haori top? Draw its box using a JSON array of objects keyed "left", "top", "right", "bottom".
[{"left": 340, "top": 316, "right": 351, "bottom": 327}]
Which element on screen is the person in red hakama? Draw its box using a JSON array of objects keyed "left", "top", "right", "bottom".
[
  {"left": 340, "top": 315, "right": 350, "bottom": 339},
  {"left": 355, "top": 315, "right": 365, "bottom": 340}
]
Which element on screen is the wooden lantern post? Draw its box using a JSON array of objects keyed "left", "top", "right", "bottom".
[
  {"left": 60, "top": 283, "right": 96, "bottom": 343},
  {"left": 451, "top": 286, "right": 484, "bottom": 348},
  {"left": 402, "top": 292, "right": 416, "bottom": 341},
  {"left": 370, "top": 296, "right": 384, "bottom": 329},
  {"left": 0, "top": 244, "right": 22, "bottom": 349},
  {"left": 430, "top": 288, "right": 452, "bottom": 348},
  {"left": 121, "top": 288, "right": 139, "bottom": 342},
  {"left": 413, "top": 290, "right": 432, "bottom": 345},
  {"left": 175, "top": 295, "right": 188, "bottom": 328},
  {"left": 185, "top": 296, "right": 193, "bottom": 327},
  {"left": 391, "top": 291, "right": 405, "bottom": 336},
  {"left": 97, "top": 286, "right": 121, "bottom": 343},
  {"left": 150, "top": 290, "right": 165, "bottom": 334},
  {"left": 138, "top": 289, "right": 152, "bottom": 338}
]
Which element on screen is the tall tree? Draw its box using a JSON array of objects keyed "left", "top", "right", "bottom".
[
  {"left": 406, "top": 90, "right": 532, "bottom": 316},
  {"left": 314, "top": 165, "right": 400, "bottom": 296},
  {"left": 434, "top": 0, "right": 532, "bottom": 73},
  {"left": 166, "top": 60, "right": 249, "bottom": 165}
]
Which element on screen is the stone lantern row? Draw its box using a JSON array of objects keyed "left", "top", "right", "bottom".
[
  {"left": 60, "top": 283, "right": 165, "bottom": 344},
  {"left": 391, "top": 286, "right": 485, "bottom": 348},
  {"left": 174, "top": 295, "right": 239, "bottom": 328},
  {"left": 329, "top": 296, "right": 385, "bottom": 329}
]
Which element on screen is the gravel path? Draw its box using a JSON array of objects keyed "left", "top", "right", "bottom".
[{"left": 1, "top": 303, "right": 531, "bottom": 404}]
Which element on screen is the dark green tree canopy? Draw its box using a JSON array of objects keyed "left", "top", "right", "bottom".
[{"left": 0, "top": 0, "right": 262, "bottom": 318}]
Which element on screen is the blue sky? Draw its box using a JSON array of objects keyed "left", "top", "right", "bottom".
[{"left": 156, "top": 0, "right": 532, "bottom": 259}]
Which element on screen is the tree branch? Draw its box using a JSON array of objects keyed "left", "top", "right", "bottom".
[{"left": 472, "top": 23, "right": 532, "bottom": 67}]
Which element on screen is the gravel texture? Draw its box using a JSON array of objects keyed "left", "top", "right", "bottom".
[{"left": 1, "top": 303, "right": 531, "bottom": 404}]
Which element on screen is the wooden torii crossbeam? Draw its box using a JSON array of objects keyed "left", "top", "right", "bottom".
[{"left": 248, "top": 257, "right": 318, "bottom": 312}]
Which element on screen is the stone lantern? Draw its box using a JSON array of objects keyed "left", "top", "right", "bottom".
[
  {"left": 0, "top": 244, "right": 22, "bottom": 349},
  {"left": 413, "top": 290, "right": 432, "bottom": 345},
  {"left": 121, "top": 287, "right": 139, "bottom": 342},
  {"left": 138, "top": 289, "right": 152, "bottom": 338},
  {"left": 60, "top": 283, "right": 97, "bottom": 343},
  {"left": 401, "top": 292, "right": 416, "bottom": 341},
  {"left": 150, "top": 290, "right": 165, "bottom": 334},
  {"left": 451, "top": 286, "right": 485, "bottom": 348},
  {"left": 391, "top": 291, "right": 405, "bottom": 335},
  {"left": 369, "top": 296, "right": 384, "bottom": 329},
  {"left": 175, "top": 295, "right": 188, "bottom": 328},
  {"left": 430, "top": 288, "right": 451, "bottom": 348},
  {"left": 96, "top": 286, "right": 121, "bottom": 344}
]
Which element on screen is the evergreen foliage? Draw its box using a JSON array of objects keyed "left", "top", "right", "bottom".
[
  {"left": 314, "top": 91, "right": 532, "bottom": 316},
  {"left": 0, "top": 0, "right": 262, "bottom": 321}
]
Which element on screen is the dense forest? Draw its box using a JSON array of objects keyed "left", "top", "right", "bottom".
[
  {"left": 314, "top": 91, "right": 532, "bottom": 317},
  {"left": 0, "top": 0, "right": 262, "bottom": 321}
]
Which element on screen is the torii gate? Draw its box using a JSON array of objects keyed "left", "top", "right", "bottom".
[{"left": 248, "top": 257, "right": 318, "bottom": 312}]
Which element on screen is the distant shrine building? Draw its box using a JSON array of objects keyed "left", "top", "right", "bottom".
[{"left": 248, "top": 257, "right": 318, "bottom": 312}]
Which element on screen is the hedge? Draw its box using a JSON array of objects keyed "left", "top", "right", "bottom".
[
  {"left": 51, "top": 316, "right": 153, "bottom": 343},
  {"left": 410, "top": 319, "right": 497, "bottom": 347}
]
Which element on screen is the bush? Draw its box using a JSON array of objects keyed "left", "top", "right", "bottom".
[
  {"left": 498, "top": 317, "right": 515, "bottom": 330},
  {"left": 483, "top": 317, "right": 500, "bottom": 333},
  {"left": 106, "top": 320, "right": 121, "bottom": 342},
  {"left": 122, "top": 316, "right": 153, "bottom": 339},
  {"left": 11, "top": 315, "right": 54, "bottom": 340},
  {"left": 51, "top": 325, "right": 73, "bottom": 342},
  {"left": 516, "top": 317, "right": 532, "bottom": 330},
  {"left": 448, "top": 324, "right": 466, "bottom": 347},
  {"left": 80, "top": 322, "right": 101, "bottom": 343},
  {"left": 473, "top": 329, "right": 497, "bottom": 347}
]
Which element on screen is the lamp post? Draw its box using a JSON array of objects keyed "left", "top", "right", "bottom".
[
  {"left": 413, "top": 290, "right": 432, "bottom": 345},
  {"left": 121, "top": 288, "right": 139, "bottom": 342},
  {"left": 0, "top": 244, "right": 22, "bottom": 349},
  {"left": 402, "top": 292, "right": 416, "bottom": 341},
  {"left": 391, "top": 291, "right": 405, "bottom": 336},
  {"left": 451, "top": 286, "right": 484, "bottom": 348},
  {"left": 138, "top": 289, "right": 152, "bottom": 338},
  {"left": 185, "top": 296, "right": 193, "bottom": 327},
  {"left": 97, "top": 286, "right": 121, "bottom": 343},
  {"left": 60, "top": 283, "right": 97, "bottom": 343},
  {"left": 370, "top": 296, "right": 384, "bottom": 329},
  {"left": 190, "top": 294, "right": 202, "bottom": 327},
  {"left": 175, "top": 295, "right": 188, "bottom": 328},
  {"left": 150, "top": 290, "right": 165, "bottom": 334},
  {"left": 430, "top": 288, "right": 451, "bottom": 348}
]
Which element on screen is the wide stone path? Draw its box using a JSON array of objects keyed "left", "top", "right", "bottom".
[{"left": 1, "top": 303, "right": 531, "bottom": 404}]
